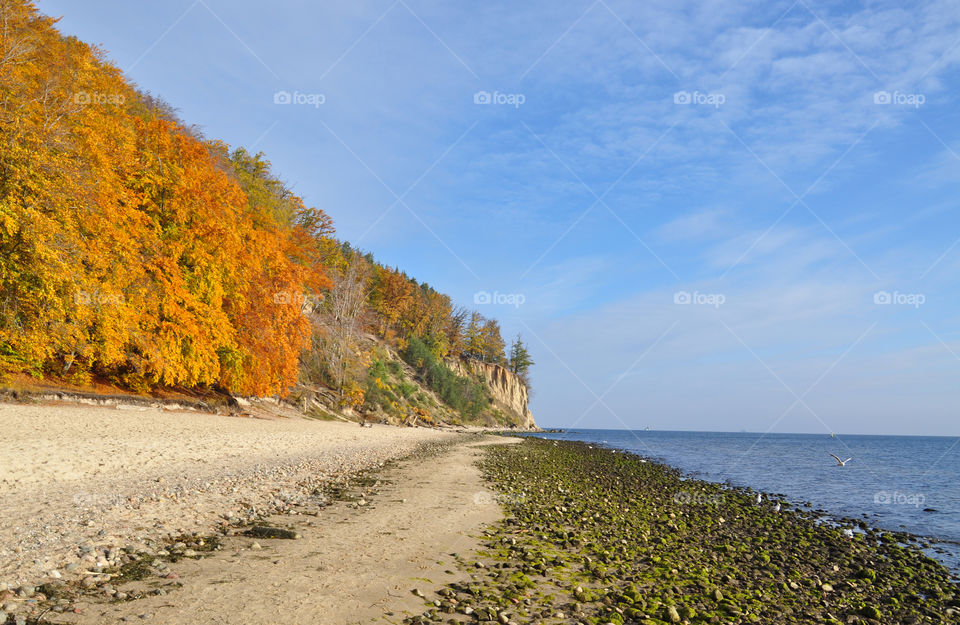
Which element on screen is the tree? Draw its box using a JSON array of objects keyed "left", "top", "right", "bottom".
[
  {"left": 305, "top": 252, "right": 371, "bottom": 394},
  {"left": 463, "top": 311, "right": 486, "bottom": 360},
  {"left": 508, "top": 333, "right": 534, "bottom": 387},
  {"left": 479, "top": 318, "right": 506, "bottom": 365}
]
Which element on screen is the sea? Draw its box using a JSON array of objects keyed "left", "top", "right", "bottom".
[{"left": 524, "top": 429, "right": 960, "bottom": 575}]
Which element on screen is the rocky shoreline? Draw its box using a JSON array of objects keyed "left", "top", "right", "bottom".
[{"left": 403, "top": 438, "right": 960, "bottom": 625}]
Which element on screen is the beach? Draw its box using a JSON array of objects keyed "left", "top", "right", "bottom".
[
  {"left": 3, "top": 403, "right": 958, "bottom": 625},
  {"left": 0, "top": 401, "right": 491, "bottom": 622}
]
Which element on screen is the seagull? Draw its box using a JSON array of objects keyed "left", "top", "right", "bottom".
[
  {"left": 754, "top": 493, "right": 762, "bottom": 505},
  {"left": 830, "top": 454, "right": 852, "bottom": 466},
  {"left": 773, "top": 502, "right": 781, "bottom": 513},
  {"left": 843, "top": 528, "right": 855, "bottom": 539}
]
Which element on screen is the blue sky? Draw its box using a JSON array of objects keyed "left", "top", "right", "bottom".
[{"left": 39, "top": 0, "right": 960, "bottom": 435}]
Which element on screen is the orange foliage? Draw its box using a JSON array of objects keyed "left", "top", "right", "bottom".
[{"left": 0, "top": 0, "right": 330, "bottom": 396}]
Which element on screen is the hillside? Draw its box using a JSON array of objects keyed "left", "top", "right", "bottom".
[{"left": 0, "top": 0, "right": 535, "bottom": 428}]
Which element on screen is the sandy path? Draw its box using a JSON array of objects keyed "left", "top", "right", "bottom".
[
  {"left": 57, "top": 437, "right": 514, "bottom": 624},
  {"left": 0, "top": 402, "right": 454, "bottom": 588}
]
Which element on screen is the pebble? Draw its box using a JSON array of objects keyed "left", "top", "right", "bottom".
[{"left": 250, "top": 542, "right": 262, "bottom": 550}]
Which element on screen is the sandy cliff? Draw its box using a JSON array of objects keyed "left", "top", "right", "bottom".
[{"left": 452, "top": 358, "right": 538, "bottom": 429}]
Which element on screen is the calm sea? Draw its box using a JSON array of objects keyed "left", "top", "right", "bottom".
[{"left": 525, "top": 429, "right": 960, "bottom": 574}]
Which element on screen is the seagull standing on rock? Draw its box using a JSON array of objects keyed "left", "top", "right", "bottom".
[
  {"left": 830, "top": 454, "right": 852, "bottom": 466},
  {"left": 755, "top": 493, "right": 762, "bottom": 505},
  {"left": 773, "top": 502, "right": 781, "bottom": 513}
]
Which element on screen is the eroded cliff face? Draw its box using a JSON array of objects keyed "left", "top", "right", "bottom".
[{"left": 452, "top": 359, "right": 538, "bottom": 429}]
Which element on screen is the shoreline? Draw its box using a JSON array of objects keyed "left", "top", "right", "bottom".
[
  {"left": 0, "top": 401, "right": 467, "bottom": 612},
  {"left": 5, "top": 405, "right": 958, "bottom": 624},
  {"left": 523, "top": 430, "right": 960, "bottom": 575},
  {"left": 402, "top": 438, "right": 959, "bottom": 625}
]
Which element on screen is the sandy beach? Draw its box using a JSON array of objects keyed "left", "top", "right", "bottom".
[{"left": 0, "top": 401, "right": 501, "bottom": 621}]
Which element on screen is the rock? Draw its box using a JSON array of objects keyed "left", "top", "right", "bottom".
[
  {"left": 860, "top": 605, "right": 882, "bottom": 619},
  {"left": 821, "top": 583, "right": 833, "bottom": 592},
  {"left": 64, "top": 562, "right": 79, "bottom": 572},
  {"left": 15, "top": 585, "right": 34, "bottom": 598},
  {"left": 666, "top": 605, "right": 681, "bottom": 623},
  {"left": 412, "top": 588, "right": 425, "bottom": 598},
  {"left": 246, "top": 526, "right": 299, "bottom": 540}
]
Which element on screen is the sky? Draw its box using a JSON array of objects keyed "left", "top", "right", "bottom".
[{"left": 36, "top": 0, "right": 960, "bottom": 436}]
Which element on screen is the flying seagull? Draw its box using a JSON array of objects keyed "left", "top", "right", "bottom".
[{"left": 830, "top": 454, "right": 852, "bottom": 466}]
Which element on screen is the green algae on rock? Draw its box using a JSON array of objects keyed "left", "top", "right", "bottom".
[{"left": 403, "top": 438, "right": 960, "bottom": 625}]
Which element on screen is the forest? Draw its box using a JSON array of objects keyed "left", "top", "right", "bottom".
[{"left": 0, "top": 0, "right": 532, "bottom": 418}]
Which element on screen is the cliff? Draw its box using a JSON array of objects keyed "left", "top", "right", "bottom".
[{"left": 451, "top": 359, "right": 538, "bottom": 430}]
